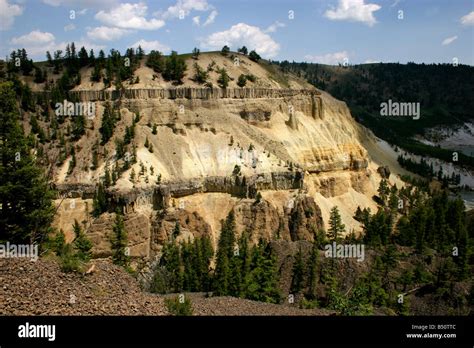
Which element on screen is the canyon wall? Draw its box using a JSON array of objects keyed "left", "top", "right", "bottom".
[{"left": 49, "top": 86, "right": 383, "bottom": 260}]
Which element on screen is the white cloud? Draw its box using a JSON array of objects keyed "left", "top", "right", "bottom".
[
  {"left": 11, "top": 30, "right": 55, "bottom": 45},
  {"left": 42, "top": 0, "right": 116, "bottom": 8},
  {"left": 131, "top": 39, "right": 170, "bottom": 54},
  {"left": 203, "top": 10, "right": 217, "bottom": 26},
  {"left": 87, "top": 26, "right": 130, "bottom": 41},
  {"left": 95, "top": 2, "right": 165, "bottom": 30},
  {"left": 201, "top": 23, "right": 280, "bottom": 58},
  {"left": 193, "top": 16, "right": 200, "bottom": 25},
  {"left": 442, "top": 35, "right": 457, "bottom": 46},
  {"left": 64, "top": 23, "right": 76, "bottom": 32},
  {"left": 0, "top": 0, "right": 23, "bottom": 31},
  {"left": 304, "top": 51, "right": 349, "bottom": 65},
  {"left": 325, "top": 0, "right": 381, "bottom": 27},
  {"left": 364, "top": 59, "right": 380, "bottom": 63},
  {"left": 460, "top": 11, "right": 474, "bottom": 26},
  {"left": 9, "top": 31, "right": 104, "bottom": 59},
  {"left": 265, "top": 21, "right": 285, "bottom": 33},
  {"left": 160, "top": 0, "right": 211, "bottom": 20}
]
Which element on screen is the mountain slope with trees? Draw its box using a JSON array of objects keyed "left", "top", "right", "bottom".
[{"left": 275, "top": 61, "right": 474, "bottom": 167}]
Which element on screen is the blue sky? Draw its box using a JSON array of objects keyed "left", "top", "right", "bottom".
[{"left": 0, "top": 0, "right": 473, "bottom": 65}]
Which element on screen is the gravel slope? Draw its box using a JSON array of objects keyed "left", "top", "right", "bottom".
[{"left": 0, "top": 258, "right": 333, "bottom": 316}]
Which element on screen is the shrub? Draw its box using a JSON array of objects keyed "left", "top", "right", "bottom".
[
  {"left": 59, "top": 244, "right": 82, "bottom": 273},
  {"left": 217, "top": 68, "right": 230, "bottom": 88},
  {"left": 165, "top": 295, "right": 193, "bottom": 316},
  {"left": 232, "top": 164, "right": 241, "bottom": 175},
  {"left": 249, "top": 50, "right": 261, "bottom": 62},
  {"left": 299, "top": 297, "right": 318, "bottom": 309},
  {"left": 237, "top": 74, "right": 247, "bottom": 87},
  {"left": 221, "top": 45, "right": 230, "bottom": 56},
  {"left": 238, "top": 46, "right": 248, "bottom": 55},
  {"left": 193, "top": 63, "right": 208, "bottom": 84},
  {"left": 245, "top": 74, "right": 256, "bottom": 82}
]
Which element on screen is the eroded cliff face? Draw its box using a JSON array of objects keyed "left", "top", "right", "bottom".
[
  {"left": 47, "top": 84, "right": 385, "bottom": 259},
  {"left": 34, "top": 52, "right": 388, "bottom": 259}
]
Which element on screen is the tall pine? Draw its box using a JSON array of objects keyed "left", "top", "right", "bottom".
[{"left": 0, "top": 82, "right": 55, "bottom": 244}]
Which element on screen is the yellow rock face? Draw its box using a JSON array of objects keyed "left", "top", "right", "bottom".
[{"left": 44, "top": 53, "right": 396, "bottom": 253}]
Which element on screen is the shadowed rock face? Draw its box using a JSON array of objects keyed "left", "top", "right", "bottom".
[
  {"left": 288, "top": 195, "right": 324, "bottom": 241},
  {"left": 34, "top": 88, "right": 320, "bottom": 102},
  {"left": 239, "top": 109, "right": 272, "bottom": 123}
]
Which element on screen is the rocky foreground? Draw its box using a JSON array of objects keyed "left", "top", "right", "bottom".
[{"left": 0, "top": 258, "right": 333, "bottom": 316}]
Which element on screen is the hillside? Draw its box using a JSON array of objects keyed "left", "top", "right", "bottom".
[
  {"left": 3, "top": 50, "right": 406, "bottom": 252},
  {"left": 0, "top": 257, "right": 333, "bottom": 316},
  {"left": 276, "top": 61, "right": 474, "bottom": 168},
  {"left": 1, "top": 43, "right": 473, "bottom": 318}
]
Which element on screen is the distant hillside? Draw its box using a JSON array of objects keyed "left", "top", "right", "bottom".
[
  {"left": 275, "top": 61, "right": 474, "bottom": 167},
  {"left": 2, "top": 47, "right": 310, "bottom": 92}
]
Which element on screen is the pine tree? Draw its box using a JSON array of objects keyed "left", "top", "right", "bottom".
[
  {"left": 160, "top": 240, "right": 183, "bottom": 292},
  {"left": 91, "top": 63, "right": 102, "bottom": 82},
  {"left": 91, "top": 149, "right": 99, "bottom": 170},
  {"left": 291, "top": 246, "right": 305, "bottom": 294},
  {"left": 221, "top": 45, "right": 230, "bottom": 56},
  {"left": 52, "top": 230, "right": 66, "bottom": 256},
  {"left": 248, "top": 50, "right": 261, "bottom": 62},
  {"left": 163, "top": 51, "right": 186, "bottom": 83},
  {"left": 217, "top": 68, "right": 230, "bottom": 88},
  {"left": 73, "top": 219, "right": 92, "bottom": 261},
  {"left": 214, "top": 210, "right": 236, "bottom": 295},
  {"left": 198, "top": 236, "right": 214, "bottom": 291},
  {"left": 306, "top": 238, "right": 319, "bottom": 299},
  {"left": 129, "top": 168, "right": 136, "bottom": 183},
  {"left": 388, "top": 186, "right": 399, "bottom": 212},
  {"left": 238, "top": 46, "right": 248, "bottom": 55},
  {"left": 146, "top": 50, "right": 165, "bottom": 73},
  {"left": 244, "top": 242, "right": 281, "bottom": 303},
  {"left": 99, "top": 102, "right": 115, "bottom": 145},
  {"left": 111, "top": 211, "right": 129, "bottom": 267},
  {"left": 92, "top": 183, "right": 107, "bottom": 217},
  {"left": 328, "top": 206, "right": 345, "bottom": 242},
  {"left": 68, "top": 145, "right": 76, "bottom": 174},
  {"left": 0, "top": 82, "right": 55, "bottom": 244},
  {"left": 192, "top": 47, "right": 200, "bottom": 59},
  {"left": 71, "top": 114, "right": 85, "bottom": 140},
  {"left": 104, "top": 165, "right": 112, "bottom": 187},
  {"left": 237, "top": 74, "right": 247, "bottom": 87},
  {"left": 172, "top": 221, "right": 180, "bottom": 240},
  {"left": 181, "top": 240, "right": 193, "bottom": 290},
  {"left": 46, "top": 51, "right": 53, "bottom": 67},
  {"left": 89, "top": 49, "right": 95, "bottom": 62},
  {"left": 78, "top": 46, "right": 89, "bottom": 67},
  {"left": 229, "top": 253, "right": 243, "bottom": 297},
  {"left": 34, "top": 67, "right": 45, "bottom": 83},
  {"left": 193, "top": 63, "right": 208, "bottom": 84},
  {"left": 378, "top": 179, "right": 390, "bottom": 205}
]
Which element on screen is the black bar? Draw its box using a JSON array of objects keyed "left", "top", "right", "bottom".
[{"left": 0, "top": 316, "right": 472, "bottom": 346}]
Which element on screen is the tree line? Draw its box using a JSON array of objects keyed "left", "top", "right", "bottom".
[{"left": 151, "top": 211, "right": 281, "bottom": 304}]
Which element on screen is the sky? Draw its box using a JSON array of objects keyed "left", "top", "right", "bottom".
[{"left": 0, "top": 0, "right": 473, "bottom": 65}]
